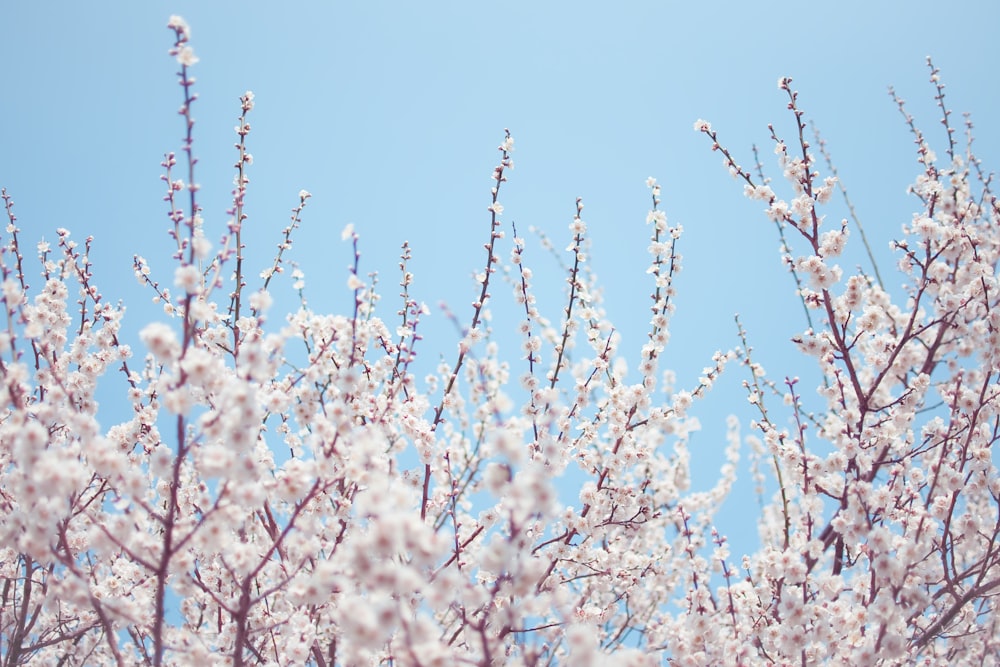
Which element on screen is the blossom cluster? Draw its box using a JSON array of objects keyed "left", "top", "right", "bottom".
[{"left": 0, "top": 20, "right": 998, "bottom": 667}]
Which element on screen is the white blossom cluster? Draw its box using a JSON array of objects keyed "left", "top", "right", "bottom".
[{"left": 0, "top": 22, "right": 998, "bottom": 667}]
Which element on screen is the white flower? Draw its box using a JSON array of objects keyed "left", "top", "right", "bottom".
[
  {"left": 791, "top": 193, "right": 814, "bottom": 218},
  {"left": 2, "top": 279, "right": 23, "bottom": 304},
  {"left": 176, "top": 45, "right": 199, "bottom": 67},
  {"left": 191, "top": 232, "right": 211, "bottom": 260},
  {"left": 174, "top": 264, "right": 202, "bottom": 295},
  {"left": 672, "top": 390, "right": 693, "bottom": 416},
  {"left": 167, "top": 15, "right": 190, "bottom": 37},
  {"left": 693, "top": 119, "right": 712, "bottom": 133},
  {"left": 249, "top": 289, "right": 272, "bottom": 312},
  {"left": 140, "top": 322, "right": 180, "bottom": 363},
  {"left": 766, "top": 199, "right": 789, "bottom": 222},
  {"left": 341, "top": 223, "right": 354, "bottom": 241}
]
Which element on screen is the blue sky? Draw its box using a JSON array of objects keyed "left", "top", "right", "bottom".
[{"left": 3, "top": 2, "right": 998, "bottom": 553}]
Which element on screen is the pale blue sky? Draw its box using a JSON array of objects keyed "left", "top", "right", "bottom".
[{"left": 3, "top": 1, "right": 998, "bottom": 552}]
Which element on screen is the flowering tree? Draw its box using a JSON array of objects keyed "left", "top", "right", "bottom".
[{"left": 1, "top": 16, "right": 998, "bottom": 666}]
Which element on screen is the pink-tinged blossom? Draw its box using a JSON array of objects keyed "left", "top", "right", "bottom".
[
  {"left": 819, "top": 225, "right": 848, "bottom": 257},
  {"left": 139, "top": 321, "right": 180, "bottom": 363},
  {"left": 248, "top": 289, "right": 272, "bottom": 312},
  {"left": 167, "top": 15, "right": 190, "bottom": 37},
  {"left": 175, "top": 45, "right": 199, "bottom": 66},
  {"left": 174, "top": 263, "right": 201, "bottom": 294},
  {"left": 766, "top": 198, "right": 789, "bottom": 221}
]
